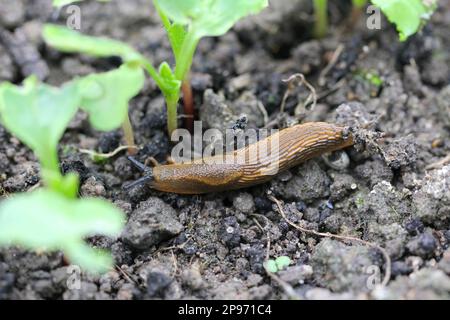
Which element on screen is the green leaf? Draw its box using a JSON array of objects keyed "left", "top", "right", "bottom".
[
  {"left": 77, "top": 63, "right": 145, "bottom": 131},
  {"left": 0, "top": 76, "right": 79, "bottom": 173},
  {"left": 154, "top": 1, "right": 187, "bottom": 59},
  {"left": 263, "top": 260, "right": 278, "bottom": 273},
  {"left": 275, "top": 256, "right": 291, "bottom": 271},
  {"left": 154, "top": 0, "right": 268, "bottom": 38},
  {"left": 167, "top": 23, "right": 188, "bottom": 58},
  {"left": 371, "top": 0, "right": 437, "bottom": 41},
  {"left": 264, "top": 256, "right": 291, "bottom": 273},
  {"left": 43, "top": 24, "right": 143, "bottom": 62},
  {"left": 158, "top": 62, "right": 181, "bottom": 95},
  {"left": 0, "top": 190, "right": 125, "bottom": 273}
]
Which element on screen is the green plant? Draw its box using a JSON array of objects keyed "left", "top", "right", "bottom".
[
  {"left": 0, "top": 190, "right": 123, "bottom": 272},
  {"left": 43, "top": 25, "right": 145, "bottom": 151},
  {"left": 313, "top": 0, "right": 437, "bottom": 41},
  {"left": 371, "top": 0, "right": 438, "bottom": 41},
  {"left": 264, "top": 256, "right": 291, "bottom": 273},
  {"left": 0, "top": 76, "right": 125, "bottom": 273},
  {"left": 355, "top": 69, "right": 383, "bottom": 87},
  {"left": 45, "top": 0, "right": 268, "bottom": 136},
  {"left": 313, "top": 0, "right": 328, "bottom": 39},
  {"left": 314, "top": 0, "right": 367, "bottom": 38}
]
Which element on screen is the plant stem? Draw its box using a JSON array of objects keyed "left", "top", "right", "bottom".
[
  {"left": 39, "top": 147, "right": 61, "bottom": 189},
  {"left": 122, "top": 112, "right": 137, "bottom": 155},
  {"left": 352, "top": 0, "right": 367, "bottom": 8},
  {"left": 313, "top": 0, "right": 328, "bottom": 39},
  {"left": 166, "top": 93, "right": 179, "bottom": 137},
  {"left": 349, "top": 6, "right": 363, "bottom": 29},
  {"left": 181, "top": 77, "right": 194, "bottom": 132},
  {"left": 348, "top": 0, "right": 366, "bottom": 29},
  {"left": 174, "top": 33, "right": 199, "bottom": 134}
]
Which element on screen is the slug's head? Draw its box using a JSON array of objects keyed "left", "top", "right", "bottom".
[{"left": 123, "top": 156, "right": 154, "bottom": 190}]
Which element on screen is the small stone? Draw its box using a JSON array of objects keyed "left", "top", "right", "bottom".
[
  {"left": 199, "top": 89, "right": 235, "bottom": 131},
  {"left": 438, "top": 249, "right": 450, "bottom": 275},
  {"left": 63, "top": 282, "right": 98, "bottom": 300},
  {"left": 191, "top": 72, "right": 213, "bottom": 91},
  {"left": 275, "top": 161, "right": 331, "bottom": 202},
  {"left": 245, "top": 244, "right": 266, "bottom": 274},
  {"left": 406, "top": 232, "right": 438, "bottom": 259},
  {"left": 404, "top": 218, "right": 425, "bottom": 235},
  {"left": 0, "top": 0, "right": 25, "bottom": 28},
  {"left": 0, "top": 45, "right": 15, "bottom": 82},
  {"left": 0, "top": 28, "right": 49, "bottom": 80},
  {"left": 2, "top": 161, "right": 40, "bottom": 192},
  {"left": 117, "top": 283, "right": 137, "bottom": 300},
  {"left": 248, "top": 284, "right": 271, "bottom": 299},
  {"left": 181, "top": 263, "right": 204, "bottom": 291},
  {"left": 233, "top": 192, "right": 255, "bottom": 214},
  {"left": 122, "top": 197, "right": 183, "bottom": 249},
  {"left": 354, "top": 160, "right": 393, "bottom": 188},
  {"left": 80, "top": 176, "right": 106, "bottom": 197},
  {"left": 436, "top": 85, "right": 450, "bottom": 127},
  {"left": 97, "top": 131, "right": 121, "bottom": 154},
  {"left": 413, "top": 165, "right": 450, "bottom": 228},
  {"left": 147, "top": 271, "right": 172, "bottom": 297},
  {"left": 382, "top": 135, "right": 417, "bottom": 169},
  {"left": 246, "top": 274, "right": 263, "bottom": 287},
  {"left": 278, "top": 265, "right": 313, "bottom": 285},
  {"left": 391, "top": 261, "right": 413, "bottom": 277},
  {"left": 311, "top": 239, "right": 375, "bottom": 292}
]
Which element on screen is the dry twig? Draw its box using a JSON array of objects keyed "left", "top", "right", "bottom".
[
  {"left": 426, "top": 154, "right": 450, "bottom": 170},
  {"left": 280, "top": 74, "right": 317, "bottom": 114},
  {"left": 267, "top": 194, "right": 391, "bottom": 287},
  {"left": 79, "top": 145, "right": 139, "bottom": 160}
]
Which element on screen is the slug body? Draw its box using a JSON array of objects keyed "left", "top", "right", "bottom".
[{"left": 128, "top": 122, "right": 354, "bottom": 194}]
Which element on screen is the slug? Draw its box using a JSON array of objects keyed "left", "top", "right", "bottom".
[{"left": 124, "top": 122, "right": 354, "bottom": 194}]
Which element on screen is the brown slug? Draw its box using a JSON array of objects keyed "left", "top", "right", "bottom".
[{"left": 124, "top": 122, "right": 354, "bottom": 194}]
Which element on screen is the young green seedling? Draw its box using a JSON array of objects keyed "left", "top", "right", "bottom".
[
  {"left": 0, "top": 189, "right": 124, "bottom": 273},
  {"left": 0, "top": 76, "right": 79, "bottom": 194},
  {"left": 313, "top": 0, "right": 437, "bottom": 41},
  {"left": 153, "top": 0, "right": 268, "bottom": 133},
  {"left": 78, "top": 63, "right": 145, "bottom": 145},
  {"left": 43, "top": 25, "right": 145, "bottom": 153},
  {"left": 45, "top": 0, "right": 268, "bottom": 136},
  {"left": 263, "top": 256, "right": 292, "bottom": 273},
  {"left": 0, "top": 76, "right": 125, "bottom": 272}
]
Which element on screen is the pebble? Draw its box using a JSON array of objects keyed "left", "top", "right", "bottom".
[{"left": 122, "top": 197, "right": 183, "bottom": 249}]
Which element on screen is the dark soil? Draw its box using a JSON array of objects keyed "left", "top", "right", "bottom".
[{"left": 1, "top": 0, "right": 450, "bottom": 300}]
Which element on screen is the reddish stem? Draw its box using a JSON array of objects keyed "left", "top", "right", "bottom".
[
  {"left": 182, "top": 79, "right": 194, "bottom": 132},
  {"left": 348, "top": 7, "right": 363, "bottom": 30}
]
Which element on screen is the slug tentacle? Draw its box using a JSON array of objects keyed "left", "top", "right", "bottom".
[{"left": 123, "top": 156, "right": 154, "bottom": 190}]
